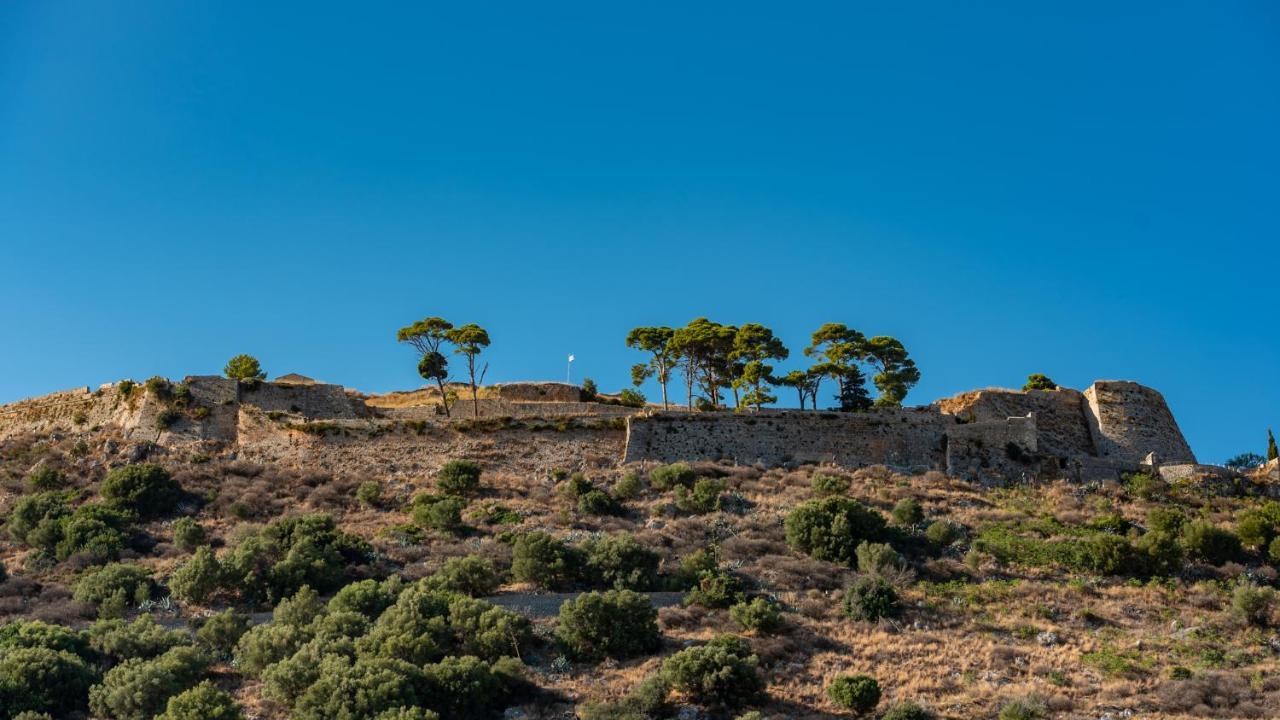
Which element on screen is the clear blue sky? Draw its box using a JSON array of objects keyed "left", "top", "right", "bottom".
[{"left": 1, "top": 2, "right": 1276, "bottom": 463}]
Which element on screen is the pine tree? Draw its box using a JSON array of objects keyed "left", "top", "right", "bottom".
[{"left": 1268, "top": 428, "right": 1278, "bottom": 462}]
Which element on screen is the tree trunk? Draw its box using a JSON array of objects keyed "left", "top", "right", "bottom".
[
  {"left": 435, "top": 377, "right": 450, "bottom": 417},
  {"left": 796, "top": 388, "right": 805, "bottom": 410}
]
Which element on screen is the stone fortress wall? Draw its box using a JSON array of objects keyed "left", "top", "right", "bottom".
[{"left": 0, "top": 373, "right": 1216, "bottom": 483}]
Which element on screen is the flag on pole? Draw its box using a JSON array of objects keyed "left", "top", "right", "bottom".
[{"left": 568, "top": 355, "right": 575, "bottom": 362}]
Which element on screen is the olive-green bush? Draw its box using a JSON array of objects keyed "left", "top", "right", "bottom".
[
  {"left": 0, "top": 646, "right": 96, "bottom": 718},
  {"left": 843, "top": 576, "right": 900, "bottom": 621},
  {"left": 660, "top": 634, "right": 764, "bottom": 709},
  {"left": 25, "top": 464, "right": 64, "bottom": 492},
  {"left": 785, "top": 497, "right": 888, "bottom": 566},
  {"left": 218, "top": 514, "right": 371, "bottom": 604},
  {"left": 423, "top": 556, "right": 501, "bottom": 597},
  {"left": 436, "top": 460, "right": 482, "bottom": 495},
  {"left": 155, "top": 680, "right": 244, "bottom": 720},
  {"left": 811, "top": 473, "right": 851, "bottom": 497},
  {"left": 827, "top": 673, "right": 880, "bottom": 714},
  {"left": 410, "top": 494, "right": 468, "bottom": 534},
  {"left": 649, "top": 463, "right": 697, "bottom": 490},
  {"left": 881, "top": 701, "right": 935, "bottom": 720},
  {"left": 581, "top": 533, "right": 660, "bottom": 590},
  {"left": 730, "top": 597, "right": 784, "bottom": 634},
  {"left": 169, "top": 547, "right": 224, "bottom": 604},
  {"left": 328, "top": 577, "right": 403, "bottom": 619},
  {"left": 1180, "top": 520, "right": 1242, "bottom": 565},
  {"left": 101, "top": 464, "right": 182, "bottom": 518},
  {"left": 73, "top": 562, "right": 155, "bottom": 609},
  {"left": 195, "top": 610, "right": 251, "bottom": 656},
  {"left": 675, "top": 478, "right": 726, "bottom": 514},
  {"left": 556, "top": 589, "right": 661, "bottom": 661},
  {"left": 88, "top": 645, "right": 209, "bottom": 720},
  {"left": 173, "top": 517, "right": 206, "bottom": 552},
  {"left": 686, "top": 569, "right": 745, "bottom": 609},
  {"left": 891, "top": 498, "right": 924, "bottom": 526},
  {"left": 511, "top": 532, "right": 578, "bottom": 589},
  {"left": 88, "top": 616, "right": 191, "bottom": 665}
]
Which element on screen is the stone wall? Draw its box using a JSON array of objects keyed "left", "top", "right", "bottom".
[
  {"left": 936, "top": 388, "right": 1096, "bottom": 459},
  {"left": 623, "top": 409, "right": 955, "bottom": 470},
  {"left": 238, "top": 380, "right": 367, "bottom": 419},
  {"left": 380, "top": 400, "right": 639, "bottom": 420},
  {"left": 1084, "top": 381, "right": 1195, "bottom": 464}
]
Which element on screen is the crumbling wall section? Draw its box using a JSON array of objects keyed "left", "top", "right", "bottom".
[
  {"left": 1083, "top": 381, "right": 1195, "bottom": 464},
  {"left": 936, "top": 388, "right": 1095, "bottom": 459},
  {"left": 239, "top": 381, "right": 366, "bottom": 419}
]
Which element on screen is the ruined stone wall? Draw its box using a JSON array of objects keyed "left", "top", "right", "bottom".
[
  {"left": 944, "top": 415, "right": 1040, "bottom": 482},
  {"left": 380, "top": 400, "right": 639, "bottom": 421},
  {"left": 1083, "top": 381, "right": 1195, "bottom": 464},
  {"left": 936, "top": 388, "right": 1096, "bottom": 459},
  {"left": 492, "top": 382, "right": 583, "bottom": 403},
  {"left": 238, "top": 381, "right": 366, "bottom": 420},
  {"left": 623, "top": 409, "right": 954, "bottom": 470}
]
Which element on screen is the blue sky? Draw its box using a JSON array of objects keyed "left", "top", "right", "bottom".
[{"left": 1, "top": 1, "right": 1277, "bottom": 462}]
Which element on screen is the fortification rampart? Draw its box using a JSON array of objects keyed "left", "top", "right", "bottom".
[{"left": 1084, "top": 381, "right": 1195, "bottom": 464}]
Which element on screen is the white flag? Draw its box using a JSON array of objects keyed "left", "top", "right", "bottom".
[{"left": 568, "top": 355, "right": 575, "bottom": 362}]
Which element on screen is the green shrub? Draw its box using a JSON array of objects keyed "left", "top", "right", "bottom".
[
  {"left": 6, "top": 491, "right": 72, "bottom": 544},
  {"left": 1231, "top": 582, "right": 1275, "bottom": 626},
  {"left": 827, "top": 673, "right": 880, "bottom": 714},
  {"left": 0, "top": 646, "right": 96, "bottom": 718},
  {"left": 447, "top": 595, "right": 534, "bottom": 660},
  {"left": 310, "top": 612, "right": 370, "bottom": 643},
  {"left": 925, "top": 520, "right": 961, "bottom": 547},
  {"left": 233, "top": 622, "right": 307, "bottom": 676},
  {"left": 730, "top": 597, "right": 784, "bottom": 633},
  {"left": 292, "top": 656, "right": 423, "bottom": 720},
  {"left": 260, "top": 636, "right": 353, "bottom": 704},
  {"left": 580, "top": 675, "right": 669, "bottom": 720},
  {"left": 410, "top": 494, "right": 467, "bottom": 534},
  {"left": 173, "top": 517, "right": 206, "bottom": 552},
  {"left": 1068, "top": 534, "right": 1141, "bottom": 575},
  {"left": 0, "top": 619, "right": 90, "bottom": 657},
  {"left": 169, "top": 547, "right": 224, "bottom": 604},
  {"left": 843, "top": 576, "right": 899, "bottom": 621},
  {"left": 1236, "top": 501, "right": 1280, "bottom": 550},
  {"left": 156, "top": 408, "right": 182, "bottom": 429},
  {"left": 423, "top": 555, "right": 501, "bottom": 597},
  {"left": 613, "top": 472, "right": 645, "bottom": 500},
  {"left": 785, "top": 497, "right": 887, "bottom": 565},
  {"left": 145, "top": 376, "right": 172, "bottom": 397},
  {"left": 582, "top": 533, "right": 660, "bottom": 590},
  {"left": 997, "top": 696, "right": 1047, "bottom": 720},
  {"left": 25, "top": 464, "right": 64, "bottom": 492},
  {"left": 221, "top": 513, "right": 371, "bottom": 603},
  {"left": 687, "top": 569, "right": 745, "bottom": 609},
  {"left": 88, "top": 645, "right": 210, "bottom": 720},
  {"left": 1147, "top": 507, "right": 1186, "bottom": 535},
  {"left": 1123, "top": 471, "right": 1165, "bottom": 500},
  {"left": 557, "top": 589, "right": 661, "bottom": 661},
  {"left": 88, "top": 615, "right": 191, "bottom": 664},
  {"left": 650, "top": 463, "right": 697, "bottom": 490},
  {"left": 560, "top": 473, "right": 594, "bottom": 499},
  {"left": 891, "top": 498, "right": 924, "bottom": 526},
  {"left": 617, "top": 388, "right": 646, "bottom": 407},
  {"left": 811, "top": 473, "right": 850, "bottom": 497},
  {"left": 511, "top": 532, "right": 577, "bottom": 589},
  {"left": 436, "top": 460, "right": 482, "bottom": 495},
  {"left": 73, "top": 562, "right": 154, "bottom": 608},
  {"left": 1269, "top": 536, "right": 1280, "bottom": 564},
  {"left": 374, "top": 709, "right": 440, "bottom": 720},
  {"left": 855, "top": 541, "right": 904, "bottom": 576},
  {"left": 660, "top": 634, "right": 764, "bottom": 709},
  {"left": 52, "top": 503, "right": 133, "bottom": 562},
  {"left": 273, "top": 586, "right": 326, "bottom": 627},
  {"left": 675, "top": 478, "right": 725, "bottom": 514},
  {"left": 419, "top": 655, "right": 519, "bottom": 719},
  {"left": 1180, "top": 520, "right": 1242, "bottom": 565},
  {"left": 195, "top": 610, "right": 250, "bottom": 655},
  {"left": 356, "top": 480, "right": 383, "bottom": 508},
  {"left": 881, "top": 701, "right": 934, "bottom": 720},
  {"left": 1134, "top": 530, "right": 1183, "bottom": 575},
  {"left": 155, "top": 680, "right": 244, "bottom": 720},
  {"left": 578, "top": 488, "right": 623, "bottom": 516},
  {"left": 357, "top": 586, "right": 454, "bottom": 665},
  {"left": 328, "top": 577, "right": 402, "bottom": 619},
  {"left": 101, "top": 464, "right": 181, "bottom": 518},
  {"left": 467, "top": 501, "right": 520, "bottom": 525}
]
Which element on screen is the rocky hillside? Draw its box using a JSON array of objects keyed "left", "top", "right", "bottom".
[{"left": 0, "top": 380, "right": 1278, "bottom": 720}]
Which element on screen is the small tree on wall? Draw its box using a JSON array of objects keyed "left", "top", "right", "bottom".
[
  {"left": 1023, "top": 374, "right": 1058, "bottom": 391},
  {"left": 1269, "top": 429, "right": 1278, "bottom": 462},
  {"left": 445, "top": 323, "right": 491, "bottom": 416},
  {"left": 863, "top": 336, "right": 920, "bottom": 407},
  {"left": 729, "top": 323, "right": 789, "bottom": 410},
  {"left": 224, "top": 355, "right": 266, "bottom": 382},
  {"left": 397, "top": 316, "right": 454, "bottom": 417}
]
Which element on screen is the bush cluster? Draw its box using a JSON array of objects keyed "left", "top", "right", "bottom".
[
  {"left": 233, "top": 578, "right": 529, "bottom": 720},
  {"left": 410, "top": 493, "right": 468, "bottom": 534},
  {"left": 649, "top": 463, "right": 697, "bottom": 490},
  {"left": 170, "top": 513, "right": 370, "bottom": 605},
  {"left": 675, "top": 478, "right": 726, "bottom": 514},
  {"left": 73, "top": 563, "right": 155, "bottom": 616},
  {"left": 172, "top": 517, "right": 206, "bottom": 552},
  {"left": 843, "top": 575, "right": 900, "bottom": 621},
  {"left": 101, "top": 464, "right": 182, "bottom": 519},
  {"left": 730, "top": 597, "right": 784, "bottom": 634},
  {"left": 811, "top": 473, "right": 851, "bottom": 497},
  {"left": 661, "top": 634, "right": 764, "bottom": 709},
  {"left": 556, "top": 589, "right": 661, "bottom": 661},
  {"left": 88, "top": 645, "right": 210, "bottom": 720},
  {"left": 560, "top": 473, "right": 624, "bottom": 516},
  {"left": 8, "top": 491, "right": 134, "bottom": 563},
  {"left": 784, "top": 497, "right": 888, "bottom": 566}
]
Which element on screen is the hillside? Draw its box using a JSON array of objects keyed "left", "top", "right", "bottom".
[{"left": 0, "top": 377, "right": 1278, "bottom": 720}]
